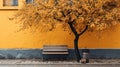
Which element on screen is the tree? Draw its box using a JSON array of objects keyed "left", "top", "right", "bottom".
[{"left": 14, "top": 0, "right": 120, "bottom": 62}]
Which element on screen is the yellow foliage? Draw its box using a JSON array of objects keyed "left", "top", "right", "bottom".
[{"left": 15, "top": 0, "right": 120, "bottom": 33}]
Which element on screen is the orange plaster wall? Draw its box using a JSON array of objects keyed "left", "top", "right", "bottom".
[{"left": 0, "top": 7, "right": 120, "bottom": 49}]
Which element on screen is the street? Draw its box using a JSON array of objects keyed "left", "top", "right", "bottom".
[{"left": 0, "top": 64, "right": 120, "bottom": 67}]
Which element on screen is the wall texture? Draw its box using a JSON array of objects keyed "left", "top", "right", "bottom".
[
  {"left": 0, "top": 9, "right": 120, "bottom": 49},
  {"left": 0, "top": 0, "right": 120, "bottom": 49},
  {"left": 0, "top": 49, "right": 120, "bottom": 59}
]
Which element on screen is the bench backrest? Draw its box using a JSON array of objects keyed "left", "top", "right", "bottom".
[{"left": 42, "top": 45, "right": 68, "bottom": 54}]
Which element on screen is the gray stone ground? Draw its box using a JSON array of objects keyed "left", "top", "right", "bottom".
[
  {"left": 0, "top": 64, "right": 120, "bottom": 67},
  {"left": 0, "top": 59, "right": 120, "bottom": 67},
  {"left": 0, "top": 59, "right": 120, "bottom": 64}
]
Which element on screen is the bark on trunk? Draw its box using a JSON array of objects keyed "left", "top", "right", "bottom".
[
  {"left": 68, "top": 19, "right": 88, "bottom": 62},
  {"left": 74, "top": 35, "right": 81, "bottom": 62}
]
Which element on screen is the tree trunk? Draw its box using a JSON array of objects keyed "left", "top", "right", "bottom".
[
  {"left": 68, "top": 19, "right": 88, "bottom": 62},
  {"left": 74, "top": 35, "right": 81, "bottom": 62}
]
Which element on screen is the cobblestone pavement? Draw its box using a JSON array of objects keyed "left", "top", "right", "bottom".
[
  {"left": 0, "top": 59, "right": 120, "bottom": 64},
  {"left": 0, "top": 59, "right": 119, "bottom": 67},
  {"left": 0, "top": 64, "right": 120, "bottom": 67}
]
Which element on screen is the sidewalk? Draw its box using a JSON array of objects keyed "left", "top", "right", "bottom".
[{"left": 0, "top": 59, "right": 120, "bottom": 64}]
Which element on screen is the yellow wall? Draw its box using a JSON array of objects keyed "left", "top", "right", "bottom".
[{"left": 0, "top": 0, "right": 120, "bottom": 49}]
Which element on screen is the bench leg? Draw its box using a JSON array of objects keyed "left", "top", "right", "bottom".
[
  {"left": 42, "top": 54, "right": 46, "bottom": 62},
  {"left": 42, "top": 54, "right": 44, "bottom": 61}
]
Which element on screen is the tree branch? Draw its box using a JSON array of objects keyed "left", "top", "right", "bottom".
[
  {"left": 61, "top": 11, "right": 66, "bottom": 17},
  {"left": 53, "top": 16, "right": 63, "bottom": 22},
  {"left": 78, "top": 25, "right": 88, "bottom": 36},
  {"left": 68, "top": 20, "right": 78, "bottom": 35}
]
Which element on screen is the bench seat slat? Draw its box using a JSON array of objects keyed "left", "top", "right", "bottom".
[
  {"left": 42, "top": 51, "right": 68, "bottom": 54},
  {"left": 43, "top": 47, "right": 68, "bottom": 49},
  {"left": 43, "top": 45, "right": 68, "bottom": 47},
  {"left": 43, "top": 48, "right": 68, "bottom": 51}
]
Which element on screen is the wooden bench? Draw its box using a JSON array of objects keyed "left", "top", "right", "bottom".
[{"left": 42, "top": 45, "right": 69, "bottom": 60}]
